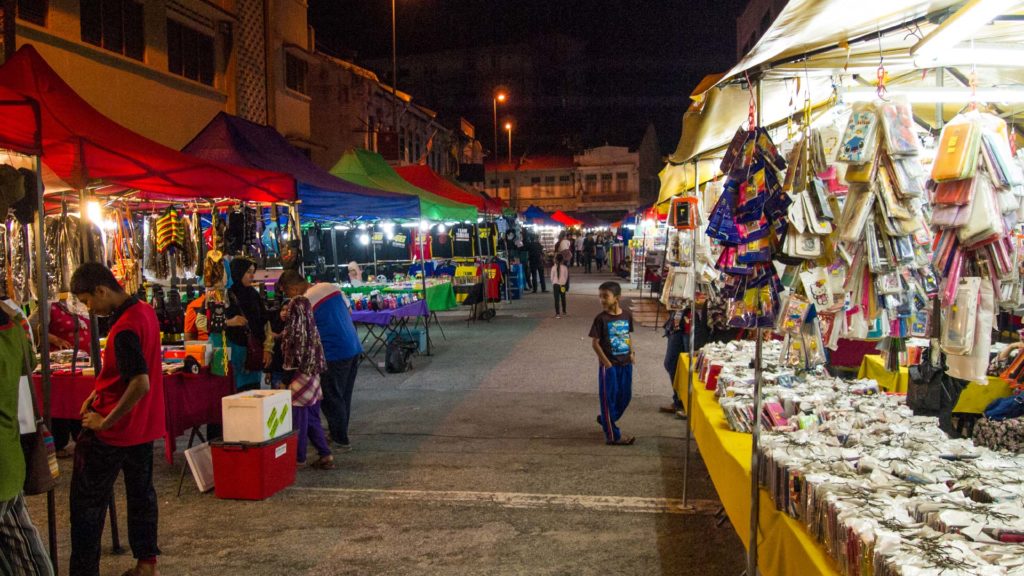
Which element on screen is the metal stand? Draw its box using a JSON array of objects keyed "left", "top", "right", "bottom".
[
  {"left": 681, "top": 158, "right": 700, "bottom": 508},
  {"left": 32, "top": 155, "right": 57, "bottom": 570},
  {"left": 176, "top": 427, "right": 208, "bottom": 496},
  {"left": 747, "top": 79, "right": 764, "bottom": 576},
  {"left": 417, "top": 225, "right": 432, "bottom": 355},
  {"left": 653, "top": 223, "right": 672, "bottom": 331}
]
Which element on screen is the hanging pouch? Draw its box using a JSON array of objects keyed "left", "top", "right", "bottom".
[
  {"left": 941, "top": 277, "right": 980, "bottom": 356},
  {"left": 837, "top": 103, "right": 880, "bottom": 164}
]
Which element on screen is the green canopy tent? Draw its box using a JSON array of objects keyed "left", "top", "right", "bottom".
[{"left": 330, "top": 148, "right": 478, "bottom": 222}]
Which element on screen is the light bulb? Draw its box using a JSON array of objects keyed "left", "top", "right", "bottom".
[
  {"left": 85, "top": 200, "right": 102, "bottom": 223},
  {"left": 359, "top": 234, "right": 370, "bottom": 245}
]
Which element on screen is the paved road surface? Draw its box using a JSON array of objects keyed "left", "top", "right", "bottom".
[{"left": 27, "top": 270, "right": 746, "bottom": 575}]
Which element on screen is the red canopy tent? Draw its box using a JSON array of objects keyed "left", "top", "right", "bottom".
[
  {"left": 394, "top": 165, "right": 504, "bottom": 214},
  {"left": 0, "top": 45, "right": 294, "bottom": 202},
  {"left": 0, "top": 85, "right": 41, "bottom": 155},
  {"left": 551, "top": 210, "right": 583, "bottom": 227}
]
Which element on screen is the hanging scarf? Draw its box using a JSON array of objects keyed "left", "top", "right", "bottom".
[{"left": 281, "top": 296, "right": 325, "bottom": 377}]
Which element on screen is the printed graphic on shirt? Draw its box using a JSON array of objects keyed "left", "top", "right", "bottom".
[{"left": 607, "top": 319, "right": 631, "bottom": 356}]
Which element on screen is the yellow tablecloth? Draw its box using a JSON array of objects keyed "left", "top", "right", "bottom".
[
  {"left": 856, "top": 355, "right": 1012, "bottom": 414},
  {"left": 673, "top": 354, "right": 840, "bottom": 576}
]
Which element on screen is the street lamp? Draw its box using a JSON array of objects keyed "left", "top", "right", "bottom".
[
  {"left": 391, "top": 0, "right": 398, "bottom": 132},
  {"left": 504, "top": 122, "right": 512, "bottom": 164},
  {"left": 492, "top": 91, "right": 507, "bottom": 200},
  {"left": 504, "top": 122, "right": 513, "bottom": 208}
]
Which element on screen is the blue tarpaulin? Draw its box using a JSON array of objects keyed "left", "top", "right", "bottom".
[
  {"left": 521, "top": 205, "right": 560, "bottom": 226},
  {"left": 183, "top": 112, "right": 420, "bottom": 220}
]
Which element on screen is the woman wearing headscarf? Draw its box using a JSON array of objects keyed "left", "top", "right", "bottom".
[{"left": 224, "top": 257, "right": 272, "bottom": 391}]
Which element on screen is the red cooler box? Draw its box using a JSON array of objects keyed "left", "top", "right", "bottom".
[{"left": 211, "top": 431, "right": 297, "bottom": 500}]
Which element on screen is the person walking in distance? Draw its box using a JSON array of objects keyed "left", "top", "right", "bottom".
[
  {"left": 582, "top": 233, "right": 595, "bottom": 274},
  {"left": 551, "top": 253, "right": 570, "bottom": 318},
  {"left": 69, "top": 263, "right": 164, "bottom": 576},
  {"left": 275, "top": 270, "right": 362, "bottom": 451},
  {"left": 556, "top": 231, "right": 572, "bottom": 266},
  {"left": 527, "top": 234, "right": 547, "bottom": 293}
]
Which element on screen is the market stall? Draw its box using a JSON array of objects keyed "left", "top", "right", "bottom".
[
  {"left": 654, "top": 1, "right": 1024, "bottom": 574},
  {"left": 183, "top": 112, "right": 421, "bottom": 220}
]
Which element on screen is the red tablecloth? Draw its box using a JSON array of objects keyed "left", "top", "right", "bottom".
[{"left": 33, "top": 371, "right": 234, "bottom": 465}]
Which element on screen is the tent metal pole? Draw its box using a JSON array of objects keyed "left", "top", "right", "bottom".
[
  {"left": 681, "top": 157, "right": 699, "bottom": 508},
  {"left": 31, "top": 156, "right": 57, "bottom": 569},
  {"left": 653, "top": 221, "right": 670, "bottom": 331},
  {"left": 747, "top": 77, "right": 764, "bottom": 576},
  {"left": 419, "top": 224, "right": 431, "bottom": 355}
]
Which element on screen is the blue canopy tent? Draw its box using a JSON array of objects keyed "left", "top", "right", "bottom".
[
  {"left": 521, "top": 205, "right": 560, "bottom": 227},
  {"left": 182, "top": 112, "right": 420, "bottom": 220}
]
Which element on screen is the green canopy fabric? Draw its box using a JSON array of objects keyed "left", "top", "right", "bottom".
[{"left": 330, "top": 149, "right": 478, "bottom": 222}]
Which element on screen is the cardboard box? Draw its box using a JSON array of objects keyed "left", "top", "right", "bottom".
[{"left": 221, "top": 389, "right": 292, "bottom": 443}]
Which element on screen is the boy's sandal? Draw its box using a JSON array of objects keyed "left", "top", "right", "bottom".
[
  {"left": 311, "top": 456, "right": 336, "bottom": 470},
  {"left": 606, "top": 436, "right": 636, "bottom": 446}
]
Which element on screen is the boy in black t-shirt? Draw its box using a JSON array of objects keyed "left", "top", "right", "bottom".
[{"left": 588, "top": 281, "right": 636, "bottom": 445}]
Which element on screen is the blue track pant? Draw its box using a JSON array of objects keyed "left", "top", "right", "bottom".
[{"left": 597, "top": 364, "right": 633, "bottom": 442}]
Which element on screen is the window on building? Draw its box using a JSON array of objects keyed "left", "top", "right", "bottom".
[
  {"left": 617, "top": 172, "right": 629, "bottom": 192},
  {"left": 559, "top": 175, "right": 571, "bottom": 184},
  {"left": 17, "top": 0, "right": 48, "bottom": 26},
  {"left": 166, "top": 19, "right": 215, "bottom": 86},
  {"left": 584, "top": 173, "right": 597, "bottom": 193},
  {"left": 530, "top": 177, "right": 541, "bottom": 185},
  {"left": 544, "top": 176, "right": 555, "bottom": 190},
  {"left": 600, "top": 173, "right": 613, "bottom": 193},
  {"left": 80, "top": 0, "right": 145, "bottom": 61},
  {"left": 285, "top": 53, "right": 309, "bottom": 95}
]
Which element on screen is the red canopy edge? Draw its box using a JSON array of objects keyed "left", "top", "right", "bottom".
[
  {"left": 394, "top": 165, "right": 495, "bottom": 212},
  {"left": 551, "top": 210, "right": 583, "bottom": 227},
  {"left": 0, "top": 45, "right": 295, "bottom": 202},
  {"left": 0, "top": 86, "right": 41, "bottom": 156}
]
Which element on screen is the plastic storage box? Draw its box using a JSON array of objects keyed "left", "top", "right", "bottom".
[
  {"left": 211, "top": 431, "right": 296, "bottom": 500},
  {"left": 221, "top": 389, "right": 291, "bottom": 443}
]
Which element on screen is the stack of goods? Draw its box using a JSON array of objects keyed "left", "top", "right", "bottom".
[
  {"left": 930, "top": 111, "right": 1024, "bottom": 383},
  {"left": 697, "top": 340, "right": 1024, "bottom": 573},
  {"left": 834, "top": 98, "right": 935, "bottom": 369},
  {"left": 695, "top": 340, "right": 879, "bottom": 433},
  {"left": 973, "top": 392, "right": 1024, "bottom": 453},
  {"left": 706, "top": 128, "right": 791, "bottom": 328},
  {"left": 349, "top": 290, "right": 421, "bottom": 311},
  {"left": 759, "top": 399, "right": 1024, "bottom": 575}
]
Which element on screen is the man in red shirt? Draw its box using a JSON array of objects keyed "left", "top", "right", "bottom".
[{"left": 69, "top": 263, "right": 164, "bottom": 576}]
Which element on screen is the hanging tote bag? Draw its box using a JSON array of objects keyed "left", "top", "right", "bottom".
[{"left": 18, "top": 340, "right": 59, "bottom": 495}]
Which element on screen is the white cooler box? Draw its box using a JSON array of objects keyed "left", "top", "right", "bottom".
[{"left": 221, "top": 389, "right": 292, "bottom": 443}]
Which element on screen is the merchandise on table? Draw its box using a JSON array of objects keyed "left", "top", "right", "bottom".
[
  {"left": 348, "top": 289, "right": 421, "bottom": 311},
  {"left": 699, "top": 341, "right": 1024, "bottom": 575}
]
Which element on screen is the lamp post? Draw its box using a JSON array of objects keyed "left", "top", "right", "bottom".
[
  {"left": 492, "top": 91, "right": 506, "bottom": 198},
  {"left": 391, "top": 0, "right": 399, "bottom": 133},
  {"left": 504, "top": 122, "right": 512, "bottom": 164}
]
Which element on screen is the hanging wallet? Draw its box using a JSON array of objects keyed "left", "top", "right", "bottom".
[{"left": 932, "top": 121, "right": 982, "bottom": 182}]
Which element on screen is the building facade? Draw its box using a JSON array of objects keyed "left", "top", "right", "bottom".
[
  {"left": 2, "top": 0, "right": 314, "bottom": 151},
  {"left": 485, "top": 144, "right": 644, "bottom": 215},
  {"left": 309, "top": 52, "right": 461, "bottom": 174}
]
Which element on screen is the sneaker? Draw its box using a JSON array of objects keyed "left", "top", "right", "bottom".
[
  {"left": 555, "top": 315, "right": 561, "bottom": 319},
  {"left": 332, "top": 440, "right": 352, "bottom": 452},
  {"left": 675, "top": 410, "right": 688, "bottom": 420},
  {"left": 606, "top": 436, "right": 636, "bottom": 446}
]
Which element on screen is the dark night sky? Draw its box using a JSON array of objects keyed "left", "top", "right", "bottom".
[{"left": 308, "top": 0, "right": 748, "bottom": 154}]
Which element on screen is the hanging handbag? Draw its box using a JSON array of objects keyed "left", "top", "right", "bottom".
[{"left": 18, "top": 339, "right": 58, "bottom": 495}]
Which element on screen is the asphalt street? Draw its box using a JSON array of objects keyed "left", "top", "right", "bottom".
[{"left": 25, "top": 270, "right": 746, "bottom": 575}]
